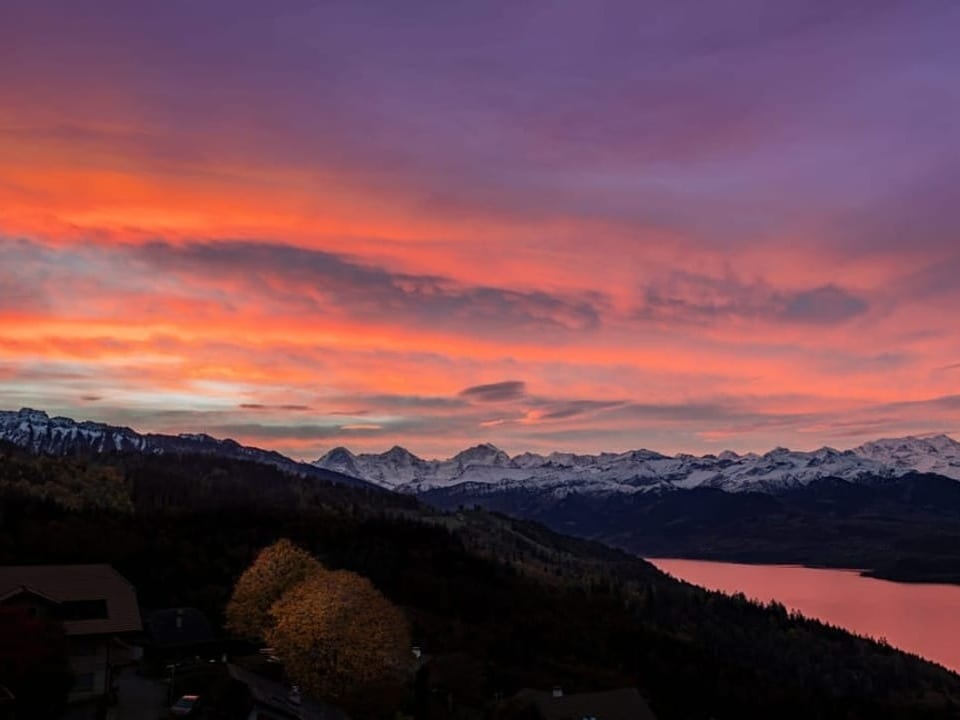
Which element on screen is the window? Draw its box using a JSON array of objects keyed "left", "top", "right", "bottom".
[
  {"left": 73, "top": 673, "right": 96, "bottom": 693},
  {"left": 62, "top": 599, "right": 108, "bottom": 621}
]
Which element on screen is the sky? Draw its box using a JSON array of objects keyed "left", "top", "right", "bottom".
[{"left": 1, "top": 0, "right": 958, "bottom": 460}]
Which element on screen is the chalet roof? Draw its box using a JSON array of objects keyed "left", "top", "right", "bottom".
[
  {"left": 146, "top": 607, "right": 214, "bottom": 648},
  {"left": 0, "top": 564, "right": 141, "bottom": 636},
  {"left": 0, "top": 585, "right": 60, "bottom": 605},
  {"left": 227, "top": 664, "right": 349, "bottom": 720},
  {"left": 517, "top": 688, "right": 658, "bottom": 720}
]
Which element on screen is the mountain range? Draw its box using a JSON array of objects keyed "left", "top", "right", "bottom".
[
  {"left": 310, "top": 435, "right": 960, "bottom": 583},
  {"left": 314, "top": 434, "right": 960, "bottom": 494},
  {"left": 5, "top": 407, "right": 960, "bottom": 582},
  {"left": 4, "top": 407, "right": 959, "bottom": 497},
  {"left": 0, "top": 408, "right": 373, "bottom": 488}
]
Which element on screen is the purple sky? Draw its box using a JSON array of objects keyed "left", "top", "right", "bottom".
[{"left": 0, "top": 1, "right": 958, "bottom": 458}]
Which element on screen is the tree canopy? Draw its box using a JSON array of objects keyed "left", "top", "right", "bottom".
[
  {"left": 268, "top": 569, "right": 411, "bottom": 703},
  {"left": 225, "top": 538, "right": 323, "bottom": 638},
  {"left": 226, "top": 539, "right": 411, "bottom": 711}
]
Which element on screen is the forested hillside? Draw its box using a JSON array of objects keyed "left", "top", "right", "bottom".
[{"left": 419, "top": 474, "right": 960, "bottom": 584}]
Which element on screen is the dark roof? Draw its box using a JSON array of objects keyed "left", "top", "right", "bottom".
[
  {"left": 517, "top": 688, "right": 657, "bottom": 720},
  {"left": 0, "top": 564, "right": 141, "bottom": 635},
  {"left": 227, "top": 664, "right": 349, "bottom": 720},
  {"left": 0, "top": 585, "right": 60, "bottom": 605},
  {"left": 146, "top": 607, "right": 214, "bottom": 648}
]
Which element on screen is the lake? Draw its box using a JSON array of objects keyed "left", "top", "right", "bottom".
[{"left": 649, "top": 558, "right": 960, "bottom": 673}]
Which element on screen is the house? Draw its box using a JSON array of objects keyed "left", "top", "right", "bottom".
[
  {"left": 144, "top": 606, "right": 216, "bottom": 665},
  {"left": 0, "top": 564, "right": 142, "bottom": 716},
  {"left": 512, "top": 688, "right": 658, "bottom": 720},
  {"left": 226, "top": 663, "right": 349, "bottom": 720},
  {"left": 413, "top": 651, "right": 487, "bottom": 720}
]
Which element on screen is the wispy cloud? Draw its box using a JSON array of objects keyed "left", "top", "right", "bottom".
[
  {"left": 134, "top": 240, "right": 605, "bottom": 334},
  {"left": 238, "top": 403, "right": 312, "bottom": 411},
  {"left": 637, "top": 272, "right": 869, "bottom": 326},
  {"left": 459, "top": 381, "right": 527, "bottom": 402}
]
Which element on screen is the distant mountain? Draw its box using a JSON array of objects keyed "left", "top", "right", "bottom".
[
  {"left": 315, "top": 434, "right": 960, "bottom": 495},
  {"left": 318, "top": 442, "right": 521, "bottom": 490},
  {"left": 316, "top": 434, "right": 960, "bottom": 585},
  {"left": 0, "top": 408, "right": 374, "bottom": 489},
  {"left": 855, "top": 434, "right": 960, "bottom": 479},
  {"left": 416, "top": 470, "right": 960, "bottom": 584}
]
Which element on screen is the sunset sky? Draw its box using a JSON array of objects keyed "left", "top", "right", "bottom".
[{"left": 1, "top": 1, "right": 958, "bottom": 459}]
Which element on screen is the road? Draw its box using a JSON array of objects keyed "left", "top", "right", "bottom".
[{"left": 111, "top": 667, "right": 169, "bottom": 720}]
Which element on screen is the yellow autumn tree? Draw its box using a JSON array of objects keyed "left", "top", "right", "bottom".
[
  {"left": 225, "top": 539, "right": 324, "bottom": 638},
  {"left": 266, "top": 569, "right": 412, "bottom": 707}
]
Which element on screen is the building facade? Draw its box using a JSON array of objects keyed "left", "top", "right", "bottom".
[{"left": 0, "top": 564, "right": 142, "bottom": 714}]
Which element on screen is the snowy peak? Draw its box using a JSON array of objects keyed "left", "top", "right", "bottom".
[
  {"left": 11, "top": 408, "right": 51, "bottom": 424},
  {"left": 319, "top": 446, "right": 355, "bottom": 462},
  {"left": 382, "top": 445, "right": 423, "bottom": 464},
  {"left": 312, "top": 445, "right": 432, "bottom": 489},
  {"left": 0, "top": 408, "right": 147, "bottom": 454},
  {"left": 452, "top": 443, "right": 511, "bottom": 467},
  {"left": 0, "top": 408, "right": 374, "bottom": 489},
  {"left": 617, "top": 448, "right": 669, "bottom": 462},
  {"left": 313, "top": 433, "right": 959, "bottom": 496},
  {"left": 854, "top": 434, "right": 960, "bottom": 480},
  {"left": 317, "top": 446, "right": 360, "bottom": 477}
]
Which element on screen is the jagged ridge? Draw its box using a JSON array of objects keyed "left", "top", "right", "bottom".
[
  {"left": 0, "top": 408, "right": 374, "bottom": 489},
  {"left": 315, "top": 434, "right": 960, "bottom": 495}
]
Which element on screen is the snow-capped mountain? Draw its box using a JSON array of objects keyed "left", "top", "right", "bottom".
[
  {"left": 5, "top": 407, "right": 957, "bottom": 498},
  {"left": 0, "top": 408, "right": 151, "bottom": 454},
  {"left": 0, "top": 408, "right": 373, "bottom": 488},
  {"left": 317, "top": 442, "right": 529, "bottom": 491},
  {"left": 853, "top": 434, "right": 960, "bottom": 480},
  {"left": 316, "top": 434, "right": 960, "bottom": 496}
]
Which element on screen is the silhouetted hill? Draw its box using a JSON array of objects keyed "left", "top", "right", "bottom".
[
  {"left": 0, "top": 439, "right": 414, "bottom": 518},
  {"left": 420, "top": 472, "right": 960, "bottom": 583}
]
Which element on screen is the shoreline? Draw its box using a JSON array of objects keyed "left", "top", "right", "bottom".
[{"left": 642, "top": 553, "right": 960, "bottom": 588}]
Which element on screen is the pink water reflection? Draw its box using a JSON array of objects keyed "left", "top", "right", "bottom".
[{"left": 649, "top": 558, "right": 960, "bottom": 673}]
